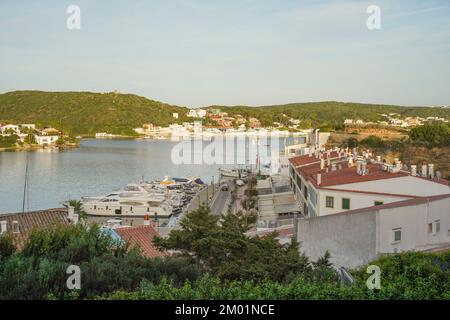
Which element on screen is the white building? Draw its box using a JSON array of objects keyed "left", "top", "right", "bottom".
[
  {"left": 20, "top": 124, "right": 36, "bottom": 130},
  {"left": 298, "top": 194, "right": 450, "bottom": 268},
  {"left": 173, "top": 113, "right": 179, "bottom": 119},
  {"left": 35, "top": 135, "right": 59, "bottom": 145},
  {"left": 0, "top": 124, "right": 20, "bottom": 134},
  {"left": 289, "top": 150, "right": 450, "bottom": 218},
  {"left": 187, "top": 109, "right": 207, "bottom": 118}
]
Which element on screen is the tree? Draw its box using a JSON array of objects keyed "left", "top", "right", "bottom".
[
  {"left": 409, "top": 123, "right": 450, "bottom": 147},
  {"left": 0, "top": 233, "right": 16, "bottom": 258},
  {"left": 154, "top": 206, "right": 311, "bottom": 282}
]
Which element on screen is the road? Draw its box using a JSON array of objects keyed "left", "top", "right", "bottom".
[{"left": 210, "top": 184, "right": 230, "bottom": 215}]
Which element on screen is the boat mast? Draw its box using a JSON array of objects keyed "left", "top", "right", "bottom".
[{"left": 22, "top": 153, "right": 29, "bottom": 213}]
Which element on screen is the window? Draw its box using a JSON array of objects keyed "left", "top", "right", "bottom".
[
  {"left": 428, "top": 223, "right": 433, "bottom": 234},
  {"left": 435, "top": 220, "right": 441, "bottom": 234},
  {"left": 392, "top": 228, "right": 402, "bottom": 242},
  {"left": 342, "top": 198, "right": 350, "bottom": 210},
  {"left": 325, "top": 196, "right": 334, "bottom": 208},
  {"left": 12, "top": 221, "right": 19, "bottom": 234},
  {"left": 374, "top": 201, "right": 383, "bottom": 206}
]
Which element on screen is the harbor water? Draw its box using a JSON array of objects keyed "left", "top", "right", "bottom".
[{"left": 0, "top": 136, "right": 302, "bottom": 214}]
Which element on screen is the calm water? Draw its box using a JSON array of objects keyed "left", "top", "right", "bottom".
[{"left": 0, "top": 137, "right": 300, "bottom": 214}]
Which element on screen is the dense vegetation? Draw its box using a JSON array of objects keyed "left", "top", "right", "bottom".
[
  {"left": 0, "top": 134, "right": 18, "bottom": 148},
  {"left": 0, "top": 91, "right": 187, "bottom": 136},
  {"left": 1, "top": 91, "right": 449, "bottom": 135},
  {"left": 409, "top": 122, "right": 450, "bottom": 147},
  {"left": 214, "top": 102, "right": 450, "bottom": 128},
  {"left": 0, "top": 207, "right": 449, "bottom": 300}
]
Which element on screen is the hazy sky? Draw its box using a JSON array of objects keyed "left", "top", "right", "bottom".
[{"left": 0, "top": 0, "right": 449, "bottom": 107}]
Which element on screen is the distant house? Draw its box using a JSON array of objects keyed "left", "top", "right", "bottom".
[
  {"left": 187, "top": 109, "right": 207, "bottom": 118},
  {"left": 41, "top": 127, "right": 60, "bottom": 135},
  {"left": 172, "top": 113, "right": 179, "bottom": 119},
  {"left": 0, "top": 124, "right": 20, "bottom": 135},
  {"left": 0, "top": 208, "right": 71, "bottom": 250},
  {"left": 344, "top": 119, "right": 354, "bottom": 125},
  {"left": 35, "top": 135, "right": 59, "bottom": 145},
  {"left": 20, "top": 124, "right": 36, "bottom": 130},
  {"left": 248, "top": 117, "right": 261, "bottom": 129},
  {"left": 114, "top": 225, "right": 167, "bottom": 258}
]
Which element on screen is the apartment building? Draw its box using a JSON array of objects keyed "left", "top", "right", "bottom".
[
  {"left": 298, "top": 194, "right": 450, "bottom": 268},
  {"left": 288, "top": 149, "right": 450, "bottom": 218}
]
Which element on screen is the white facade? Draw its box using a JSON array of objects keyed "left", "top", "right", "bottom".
[
  {"left": 20, "top": 124, "right": 36, "bottom": 130},
  {"left": 187, "top": 109, "right": 207, "bottom": 118},
  {"left": 332, "top": 176, "right": 450, "bottom": 197},
  {"left": 35, "top": 135, "right": 59, "bottom": 145},
  {"left": 0, "top": 124, "right": 20, "bottom": 134},
  {"left": 298, "top": 195, "right": 450, "bottom": 268}
]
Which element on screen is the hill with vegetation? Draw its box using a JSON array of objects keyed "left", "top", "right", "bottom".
[
  {"left": 0, "top": 91, "right": 449, "bottom": 135},
  {"left": 0, "top": 91, "right": 187, "bottom": 136},
  {"left": 213, "top": 102, "right": 450, "bottom": 128}
]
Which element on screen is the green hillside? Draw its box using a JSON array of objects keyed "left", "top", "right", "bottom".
[
  {"left": 0, "top": 91, "right": 449, "bottom": 135},
  {"left": 0, "top": 91, "right": 187, "bottom": 136},
  {"left": 213, "top": 102, "right": 450, "bottom": 128}
]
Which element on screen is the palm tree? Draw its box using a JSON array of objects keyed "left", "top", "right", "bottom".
[{"left": 68, "top": 200, "right": 87, "bottom": 220}]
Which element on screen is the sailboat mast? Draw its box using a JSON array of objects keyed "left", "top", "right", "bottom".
[{"left": 22, "top": 154, "right": 29, "bottom": 213}]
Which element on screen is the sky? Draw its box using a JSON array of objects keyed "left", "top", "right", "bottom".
[{"left": 0, "top": 0, "right": 449, "bottom": 107}]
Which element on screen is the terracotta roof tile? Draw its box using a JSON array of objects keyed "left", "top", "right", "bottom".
[
  {"left": 115, "top": 225, "right": 167, "bottom": 258},
  {"left": 0, "top": 208, "right": 70, "bottom": 250}
]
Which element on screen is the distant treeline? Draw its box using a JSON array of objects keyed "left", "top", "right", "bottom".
[{"left": 0, "top": 90, "right": 449, "bottom": 136}]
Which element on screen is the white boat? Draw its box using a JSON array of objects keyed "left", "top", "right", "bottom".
[
  {"left": 219, "top": 168, "right": 248, "bottom": 178},
  {"left": 80, "top": 178, "right": 204, "bottom": 220}
]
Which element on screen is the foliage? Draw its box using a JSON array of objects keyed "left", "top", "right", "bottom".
[
  {"left": 0, "top": 91, "right": 188, "bottom": 136},
  {"left": 0, "top": 134, "right": 18, "bottom": 148},
  {"left": 0, "top": 233, "right": 16, "bottom": 258},
  {"left": 359, "top": 135, "right": 386, "bottom": 149},
  {"left": 24, "top": 133, "right": 37, "bottom": 144},
  {"left": 1, "top": 91, "right": 449, "bottom": 136},
  {"left": 0, "top": 217, "right": 449, "bottom": 300},
  {"left": 0, "top": 223, "right": 203, "bottom": 299},
  {"left": 409, "top": 123, "right": 450, "bottom": 147},
  {"left": 154, "top": 206, "right": 326, "bottom": 282}
]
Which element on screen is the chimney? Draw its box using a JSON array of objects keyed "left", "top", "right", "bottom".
[
  {"left": 0, "top": 221, "right": 7, "bottom": 234},
  {"left": 411, "top": 165, "right": 417, "bottom": 176},
  {"left": 361, "top": 162, "right": 367, "bottom": 175},
  {"left": 356, "top": 160, "right": 362, "bottom": 174},
  {"left": 348, "top": 156, "right": 354, "bottom": 167},
  {"left": 421, "top": 164, "right": 427, "bottom": 177},
  {"left": 320, "top": 158, "right": 325, "bottom": 170},
  {"left": 68, "top": 206, "right": 79, "bottom": 224},
  {"left": 317, "top": 174, "right": 322, "bottom": 185},
  {"left": 143, "top": 214, "right": 150, "bottom": 226},
  {"left": 428, "top": 164, "right": 434, "bottom": 178}
]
